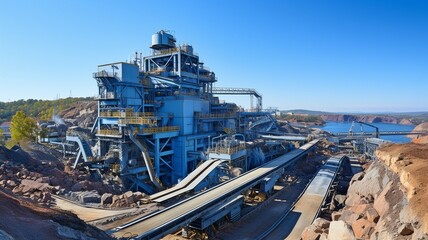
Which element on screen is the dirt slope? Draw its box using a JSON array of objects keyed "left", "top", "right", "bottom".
[{"left": 0, "top": 189, "right": 114, "bottom": 240}]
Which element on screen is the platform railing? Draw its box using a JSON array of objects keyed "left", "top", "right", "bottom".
[
  {"left": 119, "top": 117, "right": 157, "bottom": 125},
  {"left": 142, "top": 126, "right": 180, "bottom": 134},
  {"left": 208, "top": 143, "right": 246, "bottom": 155},
  {"left": 196, "top": 112, "right": 237, "bottom": 119},
  {"left": 97, "top": 129, "right": 121, "bottom": 136},
  {"left": 100, "top": 111, "right": 155, "bottom": 118}
]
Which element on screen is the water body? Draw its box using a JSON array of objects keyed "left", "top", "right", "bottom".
[{"left": 315, "top": 122, "right": 415, "bottom": 143}]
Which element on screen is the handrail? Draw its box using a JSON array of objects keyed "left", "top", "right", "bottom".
[
  {"left": 142, "top": 126, "right": 180, "bottom": 134},
  {"left": 97, "top": 129, "right": 121, "bottom": 136},
  {"left": 196, "top": 113, "right": 237, "bottom": 119},
  {"left": 118, "top": 117, "right": 157, "bottom": 126},
  {"left": 100, "top": 111, "right": 155, "bottom": 118},
  {"left": 208, "top": 143, "right": 246, "bottom": 155}
]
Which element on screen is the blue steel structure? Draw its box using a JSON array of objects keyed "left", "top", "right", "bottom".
[{"left": 92, "top": 30, "right": 282, "bottom": 193}]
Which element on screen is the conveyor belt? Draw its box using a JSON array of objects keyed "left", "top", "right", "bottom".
[
  {"left": 259, "top": 155, "right": 346, "bottom": 240},
  {"left": 149, "top": 159, "right": 225, "bottom": 203},
  {"left": 110, "top": 139, "right": 319, "bottom": 239}
]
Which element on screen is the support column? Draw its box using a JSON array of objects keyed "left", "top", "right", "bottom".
[
  {"left": 155, "top": 138, "right": 160, "bottom": 177},
  {"left": 119, "top": 143, "right": 128, "bottom": 173}
]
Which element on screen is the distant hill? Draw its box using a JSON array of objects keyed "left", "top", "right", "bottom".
[
  {"left": 280, "top": 109, "right": 331, "bottom": 115},
  {"left": 0, "top": 97, "right": 93, "bottom": 123},
  {"left": 280, "top": 109, "right": 428, "bottom": 125}
]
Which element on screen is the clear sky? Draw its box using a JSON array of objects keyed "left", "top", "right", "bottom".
[{"left": 1, "top": 0, "right": 427, "bottom": 112}]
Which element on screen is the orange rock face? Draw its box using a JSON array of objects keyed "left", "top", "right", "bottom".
[{"left": 376, "top": 143, "right": 428, "bottom": 234}]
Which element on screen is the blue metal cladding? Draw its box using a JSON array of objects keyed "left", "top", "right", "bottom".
[{"left": 93, "top": 31, "right": 223, "bottom": 193}]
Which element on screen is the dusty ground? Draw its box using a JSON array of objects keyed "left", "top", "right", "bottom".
[
  {"left": 52, "top": 195, "right": 161, "bottom": 232},
  {"left": 377, "top": 142, "right": 428, "bottom": 234},
  {"left": 0, "top": 189, "right": 113, "bottom": 240},
  {"left": 52, "top": 196, "right": 140, "bottom": 222}
]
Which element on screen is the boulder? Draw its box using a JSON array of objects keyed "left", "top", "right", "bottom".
[
  {"left": 45, "top": 168, "right": 64, "bottom": 179},
  {"left": 339, "top": 210, "right": 360, "bottom": 225},
  {"left": 101, "top": 193, "right": 113, "bottom": 205},
  {"left": 12, "top": 186, "right": 22, "bottom": 194},
  {"left": 313, "top": 218, "right": 330, "bottom": 230},
  {"left": 123, "top": 191, "right": 135, "bottom": 204},
  {"left": 6, "top": 172, "right": 14, "bottom": 178},
  {"left": 334, "top": 194, "right": 347, "bottom": 208},
  {"left": 373, "top": 181, "right": 392, "bottom": 216},
  {"left": 112, "top": 194, "right": 121, "bottom": 204},
  {"left": 78, "top": 191, "right": 101, "bottom": 204},
  {"left": 132, "top": 192, "right": 145, "bottom": 202},
  {"left": 111, "top": 194, "right": 126, "bottom": 208},
  {"left": 328, "top": 221, "right": 356, "bottom": 240},
  {"left": 398, "top": 223, "right": 414, "bottom": 236},
  {"left": 36, "top": 177, "right": 50, "bottom": 183},
  {"left": 6, "top": 180, "right": 17, "bottom": 188},
  {"left": 331, "top": 211, "right": 342, "bottom": 221},
  {"left": 365, "top": 207, "right": 380, "bottom": 223},
  {"left": 349, "top": 204, "right": 370, "bottom": 216},
  {"left": 319, "top": 233, "right": 328, "bottom": 240},
  {"left": 42, "top": 192, "right": 52, "bottom": 203},
  {"left": 346, "top": 164, "right": 384, "bottom": 202},
  {"left": 71, "top": 182, "right": 83, "bottom": 192},
  {"left": 301, "top": 225, "right": 321, "bottom": 240},
  {"left": 344, "top": 194, "right": 362, "bottom": 207},
  {"left": 351, "top": 218, "right": 371, "bottom": 239},
  {"left": 369, "top": 231, "right": 379, "bottom": 240},
  {"left": 20, "top": 179, "right": 51, "bottom": 193},
  {"left": 49, "top": 177, "right": 61, "bottom": 186},
  {"left": 350, "top": 172, "right": 365, "bottom": 184}
]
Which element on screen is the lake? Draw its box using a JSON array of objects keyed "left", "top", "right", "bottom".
[{"left": 315, "top": 122, "right": 415, "bottom": 143}]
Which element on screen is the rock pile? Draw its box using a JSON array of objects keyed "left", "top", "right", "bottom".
[
  {"left": 101, "top": 191, "right": 147, "bottom": 208},
  {"left": 301, "top": 158, "right": 428, "bottom": 240},
  {"left": 0, "top": 145, "right": 126, "bottom": 205},
  {"left": 0, "top": 190, "right": 113, "bottom": 240}
]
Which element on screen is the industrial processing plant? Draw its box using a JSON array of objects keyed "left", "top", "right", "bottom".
[{"left": 69, "top": 30, "right": 303, "bottom": 194}]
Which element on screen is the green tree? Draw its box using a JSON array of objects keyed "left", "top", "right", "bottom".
[
  {"left": 10, "top": 111, "right": 37, "bottom": 142},
  {"left": 0, "top": 129, "right": 4, "bottom": 146}
]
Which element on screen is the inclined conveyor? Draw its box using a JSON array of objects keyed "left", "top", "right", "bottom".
[{"left": 110, "top": 139, "right": 319, "bottom": 239}]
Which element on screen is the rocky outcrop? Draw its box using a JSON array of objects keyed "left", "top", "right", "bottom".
[
  {"left": 376, "top": 143, "right": 428, "bottom": 235},
  {"left": 60, "top": 100, "right": 97, "bottom": 129},
  {"left": 303, "top": 145, "right": 428, "bottom": 239},
  {"left": 410, "top": 123, "right": 428, "bottom": 144}
]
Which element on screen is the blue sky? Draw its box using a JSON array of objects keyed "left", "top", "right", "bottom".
[{"left": 1, "top": 0, "right": 427, "bottom": 112}]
